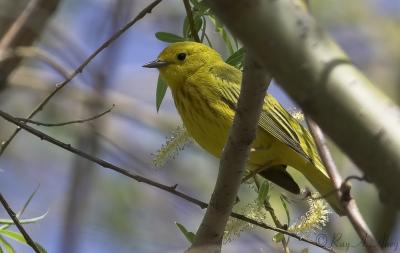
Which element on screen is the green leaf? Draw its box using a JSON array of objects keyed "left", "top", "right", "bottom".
[
  {"left": 225, "top": 47, "right": 245, "bottom": 68},
  {"left": 175, "top": 222, "right": 195, "bottom": 243},
  {"left": 190, "top": 0, "right": 210, "bottom": 15},
  {"left": 0, "top": 236, "right": 15, "bottom": 253},
  {"left": 300, "top": 248, "right": 309, "bottom": 253},
  {"left": 0, "top": 212, "right": 48, "bottom": 225},
  {"left": 18, "top": 186, "right": 40, "bottom": 218},
  {"left": 155, "top": 32, "right": 185, "bottom": 43},
  {"left": 182, "top": 16, "right": 203, "bottom": 41},
  {"left": 0, "top": 186, "right": 40, "bottom": 231},
  {"left": 193, "top": 15, "right": 203, "bottom": 34},
  {"left": 280, "top": 194, "right": 291, "bottom": 225},
  {"left": 0, "top": 230, "right": 46, "bottom": 253},
  {"left": 208, "top": 16, "right": 235, "bottom": 54},
  {"left": 199, "top": 16, "right": 207, "bottom": 42},
  {"left": 257, "top": 181, "right": 270, "bottom": 205},
  {"left": 272, "top": 233, "right": 284, "bottom": 243},
  {"left": 156, "top": 75, "right": 168, "bottom": 112},
  {"left": 182, "top": 16, "right": 190, "bottom": 38}
]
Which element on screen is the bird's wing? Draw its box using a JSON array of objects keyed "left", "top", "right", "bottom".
[{"left": 209, "top": 63, "right": 315, "bottom": 164}]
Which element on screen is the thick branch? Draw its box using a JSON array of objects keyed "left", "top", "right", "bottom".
[
  {"left": 188, "top": 56, "right": 270, "bottom": 253},
  {"left": 0, "top": 109, "right": 334, "bottom": 252},
  {"left": 207, "top": 0, "right": 400, "bottom": 208},
  {"left": 307, "top": 119, "right": 382, "bottom": 253}
]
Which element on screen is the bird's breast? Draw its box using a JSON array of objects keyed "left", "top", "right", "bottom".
[{"left": 172, "top": 85, "right": 234, "bottom": 158}]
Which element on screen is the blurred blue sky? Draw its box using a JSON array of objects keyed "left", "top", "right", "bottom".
[{"left": 0, "top": 0, "right": 399, "bottom": 252}]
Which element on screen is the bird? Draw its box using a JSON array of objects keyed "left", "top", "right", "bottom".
[{"left": 143, "top": 41, "right": 344, "bottom": 215}]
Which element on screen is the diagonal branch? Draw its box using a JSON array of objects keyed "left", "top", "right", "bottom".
[
  {"left": 187, "top": 55, "right": 271, "bottom": 253},
  {"left": 0, "top": 193, "right": 40, "bottom": 253},
  {"left": 306, "top": 118, "right": 382, "bottom": 253},
  {"left": 0, "top": 109, "right": 334, "bottom": 253},
  {"left": 0, "top": 0, "right": 163, "bottom": 157}
]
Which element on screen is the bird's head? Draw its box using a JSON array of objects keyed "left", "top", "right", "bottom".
[{"left": 143, "top": 42, "right": 222, "bottom": 90}]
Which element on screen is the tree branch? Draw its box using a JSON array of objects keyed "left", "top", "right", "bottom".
[
  {"left": 0, "top": 109, "right": 334, "bottom": 253},
  {"left": 182, "top": 0, "right": 200, "bottom": 42},
  {"left": 0, "top": 193, "right": 40, "bottom": 253},
  {"left": 187, "top": 55, "right": 270, "bottom": 253},
  {"left": 9, "top": 78, "right": 178, "bottom": 130},
  {"left": 16, "top": 104, "right": 114, "bottom": 127},
  {"left": 206, "top": 0, "right": 400, "bottom": 209},
  {"left": 0, "top": 0, "right": 163, "bottom": 156},
  {"left": 306, "top": 118, "right": 382, "bottom": 253}
]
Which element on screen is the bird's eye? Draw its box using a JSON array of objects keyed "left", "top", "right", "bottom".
[{"left": 177, "top": 53, "right": 186, "bottom": 61}]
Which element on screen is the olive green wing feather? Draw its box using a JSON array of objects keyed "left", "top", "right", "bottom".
[{"left": 209, "top": 63, "right": 315, "bottom": 164}]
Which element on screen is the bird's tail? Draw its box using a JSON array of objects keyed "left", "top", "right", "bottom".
[{"left": 302, "top": 163, "right": 345, "bottom": 216}]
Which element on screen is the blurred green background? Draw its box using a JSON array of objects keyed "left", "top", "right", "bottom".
[{"left": 0, "top": 0, "right": 399, "bottom": 252}]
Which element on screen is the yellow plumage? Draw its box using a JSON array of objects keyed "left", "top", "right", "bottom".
[{"left": 144, "top": 42, "right": 344, "bottom": 215}]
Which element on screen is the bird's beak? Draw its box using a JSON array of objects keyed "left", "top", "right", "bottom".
[{"left": 142, "top": 59, "right": 169, "bottom": 68}]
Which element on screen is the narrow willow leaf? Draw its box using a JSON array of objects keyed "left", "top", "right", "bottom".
[
  {"left": 182, "top": 16, "right": 203, "bottom": 41},
  {"left": 16, "top": 186, "right": 40, "bottom": 220},
  {"left": 226, "top": 47, "right": 245, "bottom": 69},
  {"left": 0, "top": 236, "right": 14, "bottom": 253},
  {"left": 204, "top": 33, "right": 213, "bottom": 48},
  {"left": 0, "top": 230, "right": 46, "bottom": 253},
  {"left": 155, "top": 32, "right": 185, "bottom": 43},
  {"left": 257, "top": 181, "right": 270, "bottom": 205},
  {"left": 199, "top": 16, "right": 207, "bottom": 42},
  {"left": 0, "top": 186, "right": 40, "bottom": 231},
  {"left": 156, "top": 75, "right": 168, "bottom": 112},
  {"left": 193, "top": 15, "right": 203, "bottom": 34},
  {"left": 273, "top": 233, "right": 284, "bottom": 243},
  {"left": 0, "top": 212, "right": 48, "bottom": 225},
  {"left": 190, "top": 0, "right": 210, "bottom": 14},
  {"left": 182, "top": 16, "right": 190, "bottom": 38},
  {"left": 175, "top": 222, "right": 195, "bottom": 243},
  {"left": 208, "top": 16, "right": 234, "bottom": 54},
  {"left": 280, "top": 194, "right": 291, "bottom": 225}
]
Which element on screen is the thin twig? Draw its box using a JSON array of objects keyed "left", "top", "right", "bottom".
[
  {"left": 0, "top": 0, "right": 163, "bottom": 156},
  {"left": 254, "top": 176, "right": 291, "bottom": 253},
  {"left": 16, "top": 104, "right": 114, "bottom": 127},
  {"left": 306, "top": 118, "right": 382, "bottom": 253},
  {"left": 188, "top": 56, "right": 270, "bottom": 252},
  {"left": 182, "top": 0, "right": 200, "bottom": 42},
  {"left": 0, "top": 193, "right": 40, "bottom": 253},
  {"left": 0, "top": 109, "right": 334, "bottom": 252},
  {"left": 308, "top": 174, "right": 366, "bottom": 201}
]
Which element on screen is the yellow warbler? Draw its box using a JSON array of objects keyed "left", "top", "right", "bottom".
[{"left": 144, "top": 42, "right": 344, "bottom": 215}]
